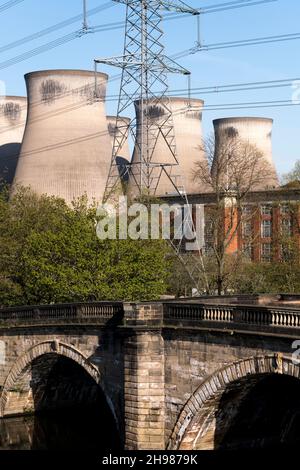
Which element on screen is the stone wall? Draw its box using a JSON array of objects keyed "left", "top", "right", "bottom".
[
  {"left": 163, "top": 329, "right": 295, "bottom": 448},
  {"left": 0, "top": 301, "right": 299, "bottom": 450},
  {"left": 123, "top": 303, "right": 165, "bottom": 450},
  {"left": 0, "top": 326, "right": 124, "bottom": 436}
]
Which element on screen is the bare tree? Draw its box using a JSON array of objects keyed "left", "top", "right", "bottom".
[
  {"left": 282, "top": 160, "right": 300, "bottom": 186},
  {"left": 193, "top": 132, "right": 270, "bottom": 295}
]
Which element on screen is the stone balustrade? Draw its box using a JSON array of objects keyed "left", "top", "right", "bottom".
[
  {"left": 163, "top": 302, "right": 300, "bottom": 331},
  {"left": 0, "top": 301, "right": 124, "bottom": 325},
  {"left": 1, "top": 300, "right": 300, "bottom": 333}
]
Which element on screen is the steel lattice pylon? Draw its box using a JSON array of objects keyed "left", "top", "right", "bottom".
[
  {"left": 96, "top": 0, "right": 198, "bottom": 200},
  {"left": 96, "top": 0, "right": 210, "bottom": 293}
]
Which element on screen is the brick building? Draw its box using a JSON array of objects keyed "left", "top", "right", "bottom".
[{"left": 163, "top": 186, "right": 300, "bottom": 263}]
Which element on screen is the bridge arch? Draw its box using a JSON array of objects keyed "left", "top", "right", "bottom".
[
  {"left": 0, "top": 340, "right": 118, "bottom": 428},
  {"left": 168, "top": 354, "right": 300, "bottom": 450}
]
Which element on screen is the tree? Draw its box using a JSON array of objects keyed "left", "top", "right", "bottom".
[
  {"left": 166, "top": 253, "right": 200, "bottom": 297},
  {"left": 193, "top": 133, "right": 270, "bottom": 295},
  {"left": 0, "top": 188, "right": 170, "bottom": 306},
  {"left": 221, "top": 197, "right": 300, "bottom": 295},
  {"left": 282, "top": 160, "right": 300, "bottom": 186}
]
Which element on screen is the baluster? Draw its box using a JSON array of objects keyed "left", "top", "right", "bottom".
[
  {"left": 279, "top": 313, "right": 283, "bottom": 326},
  {"left": 207, "top": 308, "right": 211, "bottom": 321}
]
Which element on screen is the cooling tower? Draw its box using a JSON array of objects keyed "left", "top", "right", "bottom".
[
  {"left": 0, "top": 96, "right": 27, "bottom": 185},
  {"left": 12, "top": 69, "right": 112, "bottom": 205},
  {"left": 129, "top": 97, "right": 209, "bottom": 197},
  {"left": 107, "top": 115, "right": 131, "bottom": 184},
  {"left": 213, "top": 117, "right": 279, "bottom": 190}
]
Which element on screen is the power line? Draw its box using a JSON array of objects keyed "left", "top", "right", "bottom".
[
  {"left": 0, "top": 0, "right": 232, "bottom": 57},
  {"left": 0, "top": 0, "right": 24, "bottom": 14},
  {"left": 0, "top": 2, "right": 114, "bottom": 55},
  {"left": 1, "top": 60, "right": 299, "bottom": 110},
  {"left": 1, "top": 95, "right": 298, "bottom": 142},
  {"left": 1, "top": 74, "right": 299, "bottom": 135},
  {"left": 1, "top": 99, "right": 299, "bottom": 165},
  {"left": 167, "top": 77, "right": 300, "bottom": 96},
  {"left": 0, "top": 128, "right": 113, "bottom": 164},
  {"left": 3, "top": 24, "right": 299, "bottom": 73},
  {"left": 173, "top": 31, "right": 300, "bottom": 59},
  {"left": 200, "top": 99, "right": 300, "bottom": 111},
  {"left": 104, "top": 77, "right": 300, "bottom": 101},
  {"left": 0, "top": 0, "right": 278, "bottom": 70},
  {"left": 167, "top": 0, "right": 277, "bottom": 18},
  {"left": 0, "top": 29, "right": 86, "bottom": 70}
]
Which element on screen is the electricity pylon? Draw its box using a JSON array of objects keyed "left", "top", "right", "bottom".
[{"left": 96, "top": 0, "right": 209, "bottom": 293}]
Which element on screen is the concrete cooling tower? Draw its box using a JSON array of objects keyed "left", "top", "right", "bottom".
[
  {"left": 12, "top": 69, "right": 112, "bottom": 205},
  {"left": 129, "top": 97, "right": 209, "bottom": 197},
  {"left": 107, "top": 115, "right": 131, "bottom": 184},
  {"left": 213, "top": 117, "right": 279, "bottom": 190},
  {"left": 0, "top": 96, "right": 27, "bottom": 185}
]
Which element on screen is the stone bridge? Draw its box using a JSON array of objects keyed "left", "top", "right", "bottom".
[{"left": 0, "top": 296, "right": 300, "bottom": 450}]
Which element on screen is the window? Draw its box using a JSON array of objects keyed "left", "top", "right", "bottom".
[
  {"left": 261, "top": 219, "right": 272, "bottom": 238},
  {"left": 280, "top": 204, "right": 290, "bottom": 215},
  {"left": 242, "top": 243, "right": 253, "bottom": 260},
  {"left": 280, "top": 244, "right": 292, "bottom": 262},
  {"left": 242, "top": 205, "right": 252, "bottom": 216},
  {"left": 261, "top": 205, "right": 272, "bottom": 216},
  {"left": 242, "top": 221, "right": 252, "bottom": 238},
  {"left": 281, "top": 218, "right": 292, "bottom": 237},
  {"left": 261, "top": 243, "right": 272, "bottom": 262},
  {"left": 204, "top": 219, "right": 214, "bottom": 253}
]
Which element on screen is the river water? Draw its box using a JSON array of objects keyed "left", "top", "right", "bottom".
[{"left": 0, "top": 407, "right": 121, "bottom": 451}]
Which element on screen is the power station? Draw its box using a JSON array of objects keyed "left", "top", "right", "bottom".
[
  {"left": 107, "top": 115, "right": 131, "bottom": 186},
  {"left": 129, "top": 97, "right": 210, "bottom": 197},
  {"left": 0, "top": 96, "right": 27, "bottom": 186},
  {"left": 2, "top": 1, "right": 284, "bottom": 215},
  {"left": 2, "top": 71, "right": 282, "bottom": 204},
  {"left": 0, "top": 5, "right": 287, "bottom": 287},
  {"left": 12, "top": 69, "right": 112, "bottom": 205},
  {"left": 0, "top": 0, "right": 298, "bottom": 454},
  {"left": 213, "top": 117, "right": 279, "bottom": 190}
]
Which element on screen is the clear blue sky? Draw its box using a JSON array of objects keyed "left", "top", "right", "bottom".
[{"left": 0, "top": 0, "right": 299, "bottom": 176}]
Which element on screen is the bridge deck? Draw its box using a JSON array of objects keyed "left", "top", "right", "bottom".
[{"left": 0, "top": 299, "right": 300, "bottom": 338}]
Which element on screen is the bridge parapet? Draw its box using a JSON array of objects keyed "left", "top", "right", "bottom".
[
  {"left": 0, "top": 301, "right": 124, "bottom": 326},
  {"left": 1, "top": 297, "right": 300, "bottom": 450},
  {"left": 163, "top": 302, "right": 300, "bottom": 336},
  {"left": 123, "top": 302, "right": 163, "bottom": 327},
  {"left": 1, "top": 300, "right": 300, "bottom": 337}
]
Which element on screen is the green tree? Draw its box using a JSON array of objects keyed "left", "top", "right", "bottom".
[{"left": 0, "top": 188, "right": 170, "bottom": 306}]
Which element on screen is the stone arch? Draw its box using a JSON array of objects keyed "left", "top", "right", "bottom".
[
  {"left": 0, "top": 340, "right": 117, "bottom": 425},
  {"left": 167, "top": 354, "right": 300, "bottom": 450}
]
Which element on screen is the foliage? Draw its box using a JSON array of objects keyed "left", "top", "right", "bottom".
[
  {"left": 192, "top": 133, "right": 269, "bottom": 295},
  {"left": 168, "top": 247, "right": 300, "bottom": 298},
  {"left": 0, "top": 188, "right": 170, "bottom": 307},
  {"left": 282, "top": 160, "right": 300, "bottom": 185},
  {"left": 232, "top": 261, "right": 300, "bottom": 295},
  {"left": 167, "top": 253, "right": 254, "bottom": 297},
  {"left": 166, "top": 254, "right": 198, "bottom": 297}
]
